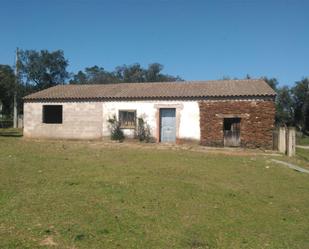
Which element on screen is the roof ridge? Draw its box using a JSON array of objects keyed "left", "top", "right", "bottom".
[{"left": 61, "top": 78, "right": 263, "bottom": 87}]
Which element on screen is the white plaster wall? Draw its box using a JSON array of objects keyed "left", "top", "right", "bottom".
[
  {"left": 102, "top": 100, "right": 200, "bottom": 140},
  {"left": 24, "top": 100, "right": 200, "bottom": 141},
  {"left": 24, "top": 102, "right": 103, "bottom": 139}
]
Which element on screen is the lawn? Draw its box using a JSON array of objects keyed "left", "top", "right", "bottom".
[
  {"left": 296, "top": 148, "right": 309, "bottom": 163},
  {"left": 0, "top": 131, "right": 309, "bottom": 249},
  {"left": 297, "top": 135, "right": 309, "bottom": 146}
]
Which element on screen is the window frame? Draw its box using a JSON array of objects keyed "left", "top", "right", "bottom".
[
  {"left": 42, "top": 105, "right": 63, "bottom": 124},
  {"left": 118, "top": 110, "right": 136, "bottom": 129}
]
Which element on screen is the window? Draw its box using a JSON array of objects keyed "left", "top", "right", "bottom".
[
  {"left": 119, "top": 110, "right": 136, "bottom": 128},
  {"left": 42, "top": 105, "right": 63, "bottom": 124}
]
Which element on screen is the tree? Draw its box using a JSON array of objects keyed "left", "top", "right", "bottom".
[
  {"left": 0, "top": 65, "right": 16, "bottom": 116},
  {"left": 70, "top": 70, "right": 87, "bottom": 84},
  {"left": 70, "top": 66, "right": 118, "bottom": 84},
  {"left": 18, "top": 49, "right": 69, "bottom": 89},
  {"left": 292, "top": 78, "right": 309, "bottom": 132},
  {"left": 71, "top": 66, "right": 108, "bottom": 84},
  {"left": 262, "top": 77, "right": 278, "bottom": 91},
  {"left": 261, "top": 77, "right": 293, "bottom": 127},
  {"left": 145, "top": 63, "right": 163, "bottom": 82},
  {"left": 145, "top": 63, "right": 181, "bottom": 82},
  {"left": 70, "top": 62, "right": 182, "bottom": 84},
  {"left": 245, "top": 74, "right": 251, "bottom": 79},
  {"left": 115, "top": 64, "right": 145, "bottom": 83},
  {"left": 85, "top": 66, "right": 118, "bottom": 84},
  {"left": 275, "top": 86, "right": 294, "bottom": 126}
]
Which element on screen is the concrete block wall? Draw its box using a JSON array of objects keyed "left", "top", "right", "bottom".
[{"left": 23, "top": 102, "right": 103, "bottom": 139}]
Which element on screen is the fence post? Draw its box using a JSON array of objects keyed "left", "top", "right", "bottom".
[
  {"left": 286, "top": 127, "right": 296, "bottom": 157},
  {"left": 17, "top": 115, "right": 23, "bottom": 129},
  {"left": 278, "top": 127, "right": 286, "bottom": 153}
]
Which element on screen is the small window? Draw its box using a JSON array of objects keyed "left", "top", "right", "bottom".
[
  {"left": 43, "top": 105, "right": 63, "bottom": 124},
  {"left": 119, "top": 110, "right": 136, "bottom": 129}
]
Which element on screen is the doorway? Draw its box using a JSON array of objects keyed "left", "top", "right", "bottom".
[
  {"left": 223, "top": 118, "right": 241, "bottom": 147},
  {"left": 160, "top": 108, "right": 176, "bottom": 142}
]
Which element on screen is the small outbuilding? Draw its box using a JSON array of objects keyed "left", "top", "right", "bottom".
[{"left": 23, "top": 79, "right": 276, "bottom": 148}]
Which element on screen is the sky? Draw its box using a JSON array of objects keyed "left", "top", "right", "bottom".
[{"left": 1, "top": 0, "right": 308, "bottom": 86}]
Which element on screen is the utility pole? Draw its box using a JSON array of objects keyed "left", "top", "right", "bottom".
[{"left": 13, "top": 48, "right": 19, "bottom": 128}]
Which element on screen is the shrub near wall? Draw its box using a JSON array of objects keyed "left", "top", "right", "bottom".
[
  {"left": 199, "top": 100, "right": 275, "bottom": 149},
  {"left": 107, "top": 116, "right": 124, "bottom": 142}
]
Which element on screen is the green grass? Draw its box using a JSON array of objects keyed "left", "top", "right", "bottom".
[
  {"left": 297, "top": 135, "right": 309, "bottom": 146},
  {"left": 296, "top": 148, "right": 309, "bottom": 162},
  {"left": 0, "top": 132, "right": 309, "bottom": 248},
  {"left": 0, "top": 128, "right": 23, "bottom": 137},
  {"left": 282, "top": 148, "right": 309, "bottom": 171}
]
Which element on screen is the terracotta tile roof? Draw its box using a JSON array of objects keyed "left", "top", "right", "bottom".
[{"left": 23, "top": 79, "right": 276, "bottom": 101}]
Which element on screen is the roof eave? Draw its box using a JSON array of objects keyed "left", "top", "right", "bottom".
[{"left": 23, "top": 94, "right": 276, "bottom": 102}]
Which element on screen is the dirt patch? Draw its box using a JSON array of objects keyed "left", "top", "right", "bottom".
[
  {"left": 88, "top": 140, "right": 281, "bottom": 157},
  {"left": 25, "top": 137, "right": 281, "bottom": 157},
  {"left": 39, "top": 236, "right": 57, "bottom": 246}
]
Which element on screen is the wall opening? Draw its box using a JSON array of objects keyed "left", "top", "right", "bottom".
[
  {"left": 42, "top": 105, "right": 63, "bottom": 124},
  {"left": 160, "top": 108, "right": 176, "bottom": 143},
  {"left": 223, "top": 118, "right": 240, "bottom": 147},
  {"left": 119, "top": 110, "right": 136, "bottom": 129}
]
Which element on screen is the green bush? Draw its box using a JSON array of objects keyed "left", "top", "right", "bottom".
[
  {"left": 0, "top": 117, "right": 13, "bottom": 128},
  {"left": 297, "top": 133, "right": 309, "bottom": 145},
  {"left": 107, "top": 116, "right": 124, "bottom": 142},
  {"left": 136, "top": 117, "right": 152, "bottom": 142}
]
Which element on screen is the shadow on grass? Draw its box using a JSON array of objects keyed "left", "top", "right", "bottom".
[{"left": 0, "top": 129, "right": 23, "bottom": 137}]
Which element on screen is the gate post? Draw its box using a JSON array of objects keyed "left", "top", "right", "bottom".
[
  {"left": 286, "top": 127, "right": 296, "bottom": 157},
  {"left": 278, "top": 127, "right": 286, "bottom": 153}
]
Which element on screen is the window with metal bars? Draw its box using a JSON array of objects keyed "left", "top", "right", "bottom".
[{"left": 119, "top": 110, "right": 136, "bottom": 129}]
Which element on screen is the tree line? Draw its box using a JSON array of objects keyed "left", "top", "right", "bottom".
[
  {"left": 0, "top": 49, "right": 181, "bottom": 117},
  {"left": 0, "top": 49, "right": 308, "bottom": 133},
  {"left": 262, "top": 77, "right": 308, "bottom": 133}
]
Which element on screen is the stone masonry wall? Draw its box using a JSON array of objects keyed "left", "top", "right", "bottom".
[{"left": 199, "top": 99, "right": 275, "bottom": 149}]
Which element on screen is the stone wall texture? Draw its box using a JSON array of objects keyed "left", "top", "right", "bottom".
[{"left": 199, "top": 99, "right": 275, "bottom": 149}]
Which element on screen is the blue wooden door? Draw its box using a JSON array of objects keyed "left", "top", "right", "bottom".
[{"left": 160, "top": 108, "right": 176, "bottom": 142}]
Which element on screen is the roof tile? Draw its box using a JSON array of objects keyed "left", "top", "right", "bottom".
[{"left": 23, "top": 79, "right": 276, "bottom": 101}]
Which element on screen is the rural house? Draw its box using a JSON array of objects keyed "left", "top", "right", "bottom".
[{"left": 23, "top": 79, "right": 276, "bottom": 148}]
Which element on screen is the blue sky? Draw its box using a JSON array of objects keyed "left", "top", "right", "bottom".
[{"left": 1, "top": 0, "right": 308, "bottom": 86}]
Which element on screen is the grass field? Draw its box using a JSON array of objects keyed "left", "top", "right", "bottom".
[
  {"left": 296, "top": 148, "right": 309, "bottom": 163},
  {"left": 297, "top": 135, "right": 309, "bottom": 146},
  {"left": 0, "top": 129, "right": 309, "bottom": 249}
]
